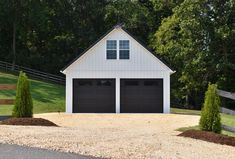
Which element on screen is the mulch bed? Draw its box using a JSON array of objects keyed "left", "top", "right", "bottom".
[
  {"left": 178, "top": 130, "right": 235, "bottom": 147},
  {"left": 0, "top": 118, "right": 58, "bottom": 127}
]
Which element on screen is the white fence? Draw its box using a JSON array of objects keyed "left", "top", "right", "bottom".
[
  {"left": 217, "top": 89, "right": 235, "bottom": 100},
  {"left": 221, "top": 107, "right": 235, "bottom": 116},
  {"left": 217, "top": 89, "right": 235, "bottom": 115}
]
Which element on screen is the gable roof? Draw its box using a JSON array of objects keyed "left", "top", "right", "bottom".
[{"left": 61, "top": 24, "right": 174, "bottom": 73}]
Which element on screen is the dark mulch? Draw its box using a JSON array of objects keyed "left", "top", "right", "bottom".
[
  {"left": 178, "top": 130, "right": 235, "bottom": 147},
  {"left": 0, "top": 118, "right": 58, "bottom": 127}
]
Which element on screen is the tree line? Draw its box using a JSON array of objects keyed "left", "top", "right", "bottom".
[{"left": 0, "top": 0, "right": 234, "bottom": 109}]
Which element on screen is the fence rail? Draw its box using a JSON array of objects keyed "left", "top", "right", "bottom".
[
  {"left": 0, "top": 60, "right": 65, "bottom": 85},
  {"left": 222, "top": 124, "right": 235, "bottom": 133},
  {"left": 221, "top": 107, "right": 235, "bottom": 115},
  {"left": 217, "top": 89, "right": 235, "bottom": 100},
  {"left": 0, "top": 84, "right": 16, "bottom": 105}
]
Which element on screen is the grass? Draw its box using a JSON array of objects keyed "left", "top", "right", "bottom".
[
  {"left": 0, "top": 72, "right": 65, "bottom": 115},
  {"left": 172, "top": 108, "right": 235, "bottom": 137},
  {"left": 177, "top": 125, "right": 235, "bottom": 137},
  {"left": 222, "top": 113, "right": 235, "bottom": 128},
  {"left": 171, "top": 108, "right": 235, "bottom": 128},
  {"left": 171, "top": 107, "right": 201, "bottom": 115},
  {"left": 177, "top": 125, "right": 200, "bottom": 132}
]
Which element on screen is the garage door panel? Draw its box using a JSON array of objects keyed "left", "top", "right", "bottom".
[
  {"left": 73, "top": 79, "right": 115, "bottom": 113},
  {"left": 120, "top": 79, "right": 163, "bottom": 113}
]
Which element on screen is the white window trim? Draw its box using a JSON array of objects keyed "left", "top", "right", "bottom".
[
  {"left": 106, "top": 40, "right": 117, "bottom": 60},
  {"left": 119, "top": 40, "right": 130, "bottom": 60},
  {"left": 106, "top": 40, "right": 130, "bottom": 60}
]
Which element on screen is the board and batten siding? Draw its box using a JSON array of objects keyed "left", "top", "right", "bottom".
[
  {"left": 65, "top": 29, "right": 170, "bottom": 72},
  {"left": 63, "top": 28, "right": 173, "bottom": 113}
]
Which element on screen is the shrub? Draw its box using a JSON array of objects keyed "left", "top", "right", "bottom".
[
  {"left": 12, "top": 71, "right": 33, "bottom": 117},
  {"left": 199, "top": 83, "right": 221, "bottom": 133}
]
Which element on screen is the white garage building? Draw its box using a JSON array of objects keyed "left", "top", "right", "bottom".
[{"left": 61, "top": 25, "right": 174, "bottom": 113}]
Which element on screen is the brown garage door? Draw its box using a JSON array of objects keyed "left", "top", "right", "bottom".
[
  {"left": 73, "top": 79, "right": 115, "bottom": 113},
  {"left": 120, "top": 79, "right": 163, "bottom": 113}
]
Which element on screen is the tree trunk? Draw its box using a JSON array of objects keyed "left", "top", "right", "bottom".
[
  {"left": 223, "top": 45, "right": 229, "bottom": 89},
  {"left": 185, "top": 92, "right": 189, "bottom": 108},
  {"left": 12, "top": 21, "right": 16, "bottom": 70}
]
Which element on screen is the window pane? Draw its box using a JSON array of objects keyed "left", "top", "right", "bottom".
[
  {"left": 107, "top": 50, "right": 117, "bottom": 59},
  {"left": 107, "top": 40, "right": 117, "bottom": 49},
  {"left": 144, "top": 80, "right": 159, "bottom": 86},
  {"left": 119, "top": 40, "right": 129, "bottom": 49},
  {"left": 125, "top": 81, "right": 139, "bottom": 86},
  {"left": 119, "top": 50, "right": 129, "bottom": 59},
  {"left": 78, "top": 81, "right": 92, "bottom": 86},
  {"left": 97, "top": 80, "right": 112, "bottom": 86}
]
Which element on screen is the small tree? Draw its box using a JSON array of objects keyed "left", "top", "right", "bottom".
[
  {"left": 199, "top": 83, "right": 221, "bottom": 133},
  {"left": 12, "top": 71, "right": 33, "bottom": 117}
]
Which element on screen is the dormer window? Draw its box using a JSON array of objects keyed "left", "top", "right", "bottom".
[
  {"left": 119, "top": 40, "right": 129, "bottom": 59},
  {"left": 106, "top": 40, "right": 117, "bottom": 59}
]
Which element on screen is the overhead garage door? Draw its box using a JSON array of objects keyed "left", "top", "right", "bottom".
[
  {"left": 73, "top": 79, "right": 115, "bottom": 113},
  {"left": 120, "top": 79, "right": 163, "bottom": 113}
]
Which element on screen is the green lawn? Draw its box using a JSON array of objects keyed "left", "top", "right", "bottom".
[
  {"left": 0, "top": 72, "right": 65, "bottom": 115},
  {"left": 171, "top": 108, "right": 235, "bottom": 137},
  {"left": 221, "top": 113, "right": 235, "bottom": 128},
  {"left": 171, "top": 108, "right": 235, "bottom": 128},
  {"left": 171, "top": 107, "right": 201, "bottom": 115}
]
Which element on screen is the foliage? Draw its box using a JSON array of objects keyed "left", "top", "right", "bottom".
[
  {"left": 199, "top": 84, "right": 221, "bottom": 133},
  {"left": 151, "top": 0, "right": 235, "bottom": 108},
  {"left": 172, "top": 107, "right": 235, "bottom": 137},
  {"left": 105, "top": 0, "right": 151, "bottom": 41},
  {"left": 0, "top": 0, "right": 234, "bottom": 109},
  {"left": 12, "top": 71, "right": 33, "bottom": 117},
  {"left": 171, "top": 107, "right": 235, "bottom": 128},
  {"left": 0, "top": 0, "right": 181, "bottom": 74},
  {"left": 0, "top": 0, "right": 157, "bottom": 74}
]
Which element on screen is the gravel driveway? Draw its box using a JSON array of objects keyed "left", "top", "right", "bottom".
[{"left": 0, "top": 113, "right": 234, "bottom": 159}]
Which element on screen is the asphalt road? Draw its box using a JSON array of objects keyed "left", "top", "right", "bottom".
[{"left": 0, "top": 143, "right": 100, "bottom": 159}]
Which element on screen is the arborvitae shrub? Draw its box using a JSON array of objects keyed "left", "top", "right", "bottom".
[
  {"left": 12, "top": 71, "right": 33, "bottom": 117},
  {"left": 199, "top": 83, "right": 221, "bottom": 133}
]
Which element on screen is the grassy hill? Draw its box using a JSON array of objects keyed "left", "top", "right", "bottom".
[{"left": 0, "top": 72, "right": 65, "bottom": 115}]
